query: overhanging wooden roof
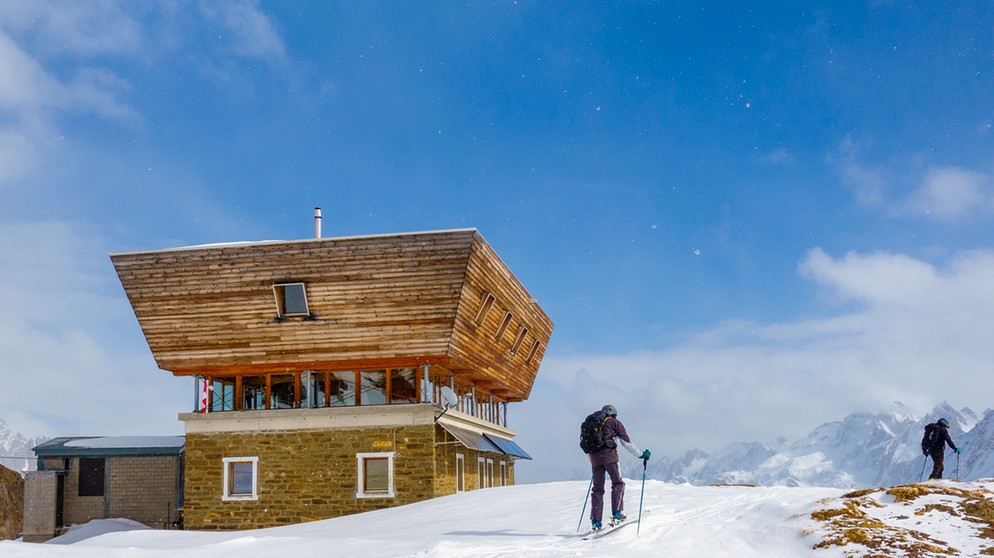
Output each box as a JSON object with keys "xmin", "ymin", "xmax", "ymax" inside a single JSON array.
[{"xmin": 110, "ymin": 229, "xmax": 553, "ymax": 401}]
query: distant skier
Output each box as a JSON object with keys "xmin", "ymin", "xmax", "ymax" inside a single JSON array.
[
  {"xmin": 582, "ymin": 404, "xmax": 650, "ymax": 531},
  {"xmin": 922, "ymin": 417, "xmax": 960, "ymax": 480}
]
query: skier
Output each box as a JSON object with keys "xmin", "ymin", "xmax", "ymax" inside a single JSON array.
[
  {"xmin": 923, "ymin": 417, "xmax": 960, "ymax": 480},
  {"xmin": 587, "ymin": 404, "xmax": 650, "ymax": 531}
]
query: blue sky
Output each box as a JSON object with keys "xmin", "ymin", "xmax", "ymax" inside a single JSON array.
[{"xmin": 2, "ymin": 2, "xmax": 994, "ymax": 481}]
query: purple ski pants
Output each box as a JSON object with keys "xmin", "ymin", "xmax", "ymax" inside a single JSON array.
[{"xmin": 590, "ymin": 461, "xmax": 625, "ymax": 521}]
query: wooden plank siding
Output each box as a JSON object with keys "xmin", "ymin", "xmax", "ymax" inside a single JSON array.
[{"xmin": 111, "ymin": 229, "xmax": 553, "ymax": 402}]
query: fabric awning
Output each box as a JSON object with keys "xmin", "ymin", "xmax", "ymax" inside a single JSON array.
[{"xmin": 439, "ymin": 422, "xmax": 531, "ymax": 459}]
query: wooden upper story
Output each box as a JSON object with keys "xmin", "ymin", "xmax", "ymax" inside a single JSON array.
[{"xmin": 110, "ymin": 229, "xmax": 553, "ymax": 402}]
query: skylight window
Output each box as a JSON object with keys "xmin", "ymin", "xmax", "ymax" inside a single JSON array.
[{"xmin": 274, "ymin": 282, "xmax": 309, "ymax": 317}]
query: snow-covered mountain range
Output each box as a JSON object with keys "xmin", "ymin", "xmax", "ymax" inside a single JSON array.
[
  {"xmin": 0, "ymin": 421, "xmax": 45, "ymax": 474},
  {"xmin": 628, "ymin": 401, "xmax": 993, "ymax": 488},
  {"xmin": 4, "ymin": 401, "xmax": 991, "ymax": 487}
]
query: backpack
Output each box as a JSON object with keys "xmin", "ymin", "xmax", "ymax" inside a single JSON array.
[
  {"xmin": 579, "ymin": 410, "xmax": 608, "ymax": 454},
  {"xmin": 921, "ymin": 423, "xmax": 938, "ymax": 453}
]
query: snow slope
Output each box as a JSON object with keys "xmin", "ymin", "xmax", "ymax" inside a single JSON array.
[{"xmin": 4, "ymin": 479, "xmax": 993, "ymax": 557}]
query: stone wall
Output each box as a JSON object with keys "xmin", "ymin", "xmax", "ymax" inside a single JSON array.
[
  {"xmin": 47, "ymin": 455, "xmax": 182, "ymax": 532},
  {"xmin": 62, "ymin": 458, "xmax": 104, "ymax": 527},
  {"xmin": 107, "ymin": 456, "xmax": 182, "ymax": 528},
  {"xmin": 185, "ymin": 423, "xmax": 442, "ymax": 530}
]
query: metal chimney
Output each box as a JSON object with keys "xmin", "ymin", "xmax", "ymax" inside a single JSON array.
[{"xmin": 314, "ymin": 207, "xmax": 322, "ymax": 239}]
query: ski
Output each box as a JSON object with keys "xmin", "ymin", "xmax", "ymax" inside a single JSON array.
[{"xmin": 580, "ymin": 510, "xmax": 649, "ymax": 540}]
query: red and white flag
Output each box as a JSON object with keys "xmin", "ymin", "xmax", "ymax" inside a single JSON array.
[{"xmin": 198, "ymin": 378, "xmax": 210, "ymax": 413}]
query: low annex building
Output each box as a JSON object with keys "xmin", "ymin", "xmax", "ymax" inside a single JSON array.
[
  {"xmin": 22, "ymin": 436, "xmax": 184, "ymax": 542},
  {"xmin": 110, "ymin": 227, "xmax": 553, "ymax": 530}
]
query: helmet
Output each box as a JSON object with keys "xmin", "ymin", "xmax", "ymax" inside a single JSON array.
[
  {"xmin": 602, "ymin": 405, "xmax": 618, "ymax": 417},
  {"xmin": 938, "ymin": 418, "xmax": 950, "ymax": 428}
]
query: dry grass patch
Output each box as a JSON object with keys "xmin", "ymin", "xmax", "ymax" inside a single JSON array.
[{"xmin": 805, "ymin": 483, "xmax": 994, "ymax": 557}]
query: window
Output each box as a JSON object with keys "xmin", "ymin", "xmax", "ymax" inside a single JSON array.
[
  {"xmin": 301, "ymin": 371, "xmax": 323, "ymax": 408},
  {"xmin": 242, "ymin": 376, "xmax": 266, "ymax": 410},
  {"xmin": 455, "ymin": 454, "xmax": 465, "ymax": 493},
  {"xmin": 510, "ymin": 326, "xmax": 528, "ymax": 354},
  {"xmin": 477, "ymin": 457, "xmax": 485, "ymax": 489},
  {"xmin": 330, "ymin": 371, "xmax": 356, "ymax": 406},
  {"xmin": 356, "ymin": 452, "xmax": 395, "ymax": 498},
  {"xmin": 525, "ymin": 340, "xmax": 542, "ymax": 364},
  {"xmin": 222, "ymin": 457, "xmax": 258, "ymax": 501},
  {"xmin": 360, "ymin": 370, "xmax": 387, "ymax": 405},
  {"xmin": 270, "ymin": 374, "xmax": 295, "ymax": 408},
  {"xmin": 390, "ymin": 368, "xmax": 418, "ymax": 403},
  {"xmin": 273, "ymin": 282, "xmax": 309, "ymax": 317},
  {"xmin": 212, "ymin": 378, "xmax": 235, "ymax": 411},
  {"xmin": 474, "ymin": 293, "xmax": 496, "ymax": 325},
  {"xmin": 78, "ymin": 457, "xmax": 105, "ymax": 497},
  {"xmin": 499, "ymin": 461, "xmax": 507, "ymax": 486},
  {"xmin": 494, "ymin": 311, "xmax": 513, "ymax": 341},
  {"xmin": 486, "ymin": 458, "xmax": 495, "ymax": 488}
]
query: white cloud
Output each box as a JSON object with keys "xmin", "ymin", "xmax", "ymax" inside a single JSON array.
[
  {"xmin": 0, "ymin": 29, "xmax": 138, "ymax": 185},
  {"xmin": 199, "ymin": 0, "xmax": 288, "ymax": 63},
  {"xmin": 516, "ymin": 248, "xmax": 994, "ymax": 482},
  {"xmin": 0, "ymin": 1, "xmax": 143, "ymax": 57},
  {"xmin": 900, "ymin": 166, "xmax": 994, "ymax": 221},
  {"xmin": 0, "ymin": 221, "xmax": 188, "ymax": 438},
  {"xmin": 832, "ymin": 139, "xmax": 994, "ymax": 222}
]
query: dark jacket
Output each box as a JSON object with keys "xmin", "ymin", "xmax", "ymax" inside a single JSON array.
[
  {"xmin": 589, "ymin": 416, "xmax": 637, "ymax": 466},
  {"xmin": 925, "ymin": 423, "xmax": 957, "ymax": 454}
]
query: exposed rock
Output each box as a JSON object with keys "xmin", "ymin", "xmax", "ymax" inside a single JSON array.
[{"xmin": 0, "ymin": 464, "xmax": 24, "ymax": 540}]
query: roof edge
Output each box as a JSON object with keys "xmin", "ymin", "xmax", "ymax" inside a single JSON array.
[{"xmin": 108, "ymin": 227, "xmax": 479, "ymax": 257}]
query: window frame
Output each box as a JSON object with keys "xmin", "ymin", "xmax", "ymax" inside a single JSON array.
[
  {"xmin": 474, "ymin": 292, "xmax": 496, "ymax": 325},
  {"xmin": 510, "ymin": 326, "xmax": 528, "ymax": 354},
  {"xmin": 356, "ymin": 452, "xmax": 396, "ymax": 498},
  {"xmin": 221, "ymin": 456, "xmax": 259, "ymax": 501},
  {"xmin": 273, "ymin": 282, "xmax": 310, "ymax": 317},
  {"xmin": 525, "ymin": 340, "xmax": 542, "ymax": 363},
  {"xmin": 494, "ymin": 311, "xmax": 513, "ymax": 342}
]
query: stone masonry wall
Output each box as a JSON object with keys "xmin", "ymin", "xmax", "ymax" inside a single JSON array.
[
  {"xmin": 62, "ymin": 457, "xmax": 104, "ymax": 527},
  {"xmin": 184, "ymin": 424, "xmax": 439, "ymax": 530},
  {"xmin": 107, "ymin": 456, "xmax": 181, "ymax": 529}
]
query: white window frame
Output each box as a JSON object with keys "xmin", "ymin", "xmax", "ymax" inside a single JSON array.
[
  {"xmin": 273, "ymin": 282, "xmax": 310, "ymax": 317},
  {"xmin": 486, "ymin": 458, "xmax": 495, "ymax": 488},
  {"xmin": 499, "ymin": 460, "xmax": 507, "ymax": 486},
  {"xmin": 221, "ymin": 456, "xmax": 259, "ymax": 501},
  {"xmin": 477, "ymin": 457, "xmax": 486, "ymax": 489},
  {"xmin": 356, "ymin": 452, "xmax": 396, "ymax": 498}
]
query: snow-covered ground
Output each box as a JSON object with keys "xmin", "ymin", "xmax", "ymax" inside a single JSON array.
[{"xmin": 3, "ymin": 479, "xmax": 993, "ymax": 557}]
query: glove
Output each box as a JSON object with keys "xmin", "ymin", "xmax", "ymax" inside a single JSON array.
[
  {"xmin": 923, "ymin": 450, "xmax": 929, "ymax": 456},
  {"xmin": 955, "ymin": 448, "xmax": 961, "ymax": 454},
  {"xmin": 640, "ymin": 449, "xmax": 651, "ymax": 461}
]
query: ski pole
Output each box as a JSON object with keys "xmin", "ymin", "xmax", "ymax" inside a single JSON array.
[
  {"xmin": 577, "ymin": 475, "xmax": 593, "ymax": 533},
  {"xmin": 637, "ymin": 458, "xmax": 647, "ymax": 535},
  {"xmin": 918, "ymin": 455, "xmax": 928, "ymax": 483},
  {"xmin": 956, "ymin": 451, "xmax": 960, "ymax": 481}
]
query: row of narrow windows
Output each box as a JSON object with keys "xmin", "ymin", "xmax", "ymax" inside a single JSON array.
[
  {"xmin": 272, "ymin": 283, "xmax": 544, "ymax": 366},
  {"xmin": 473, "ymin": 292, "xmax": 543, "ymax": 363}
]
